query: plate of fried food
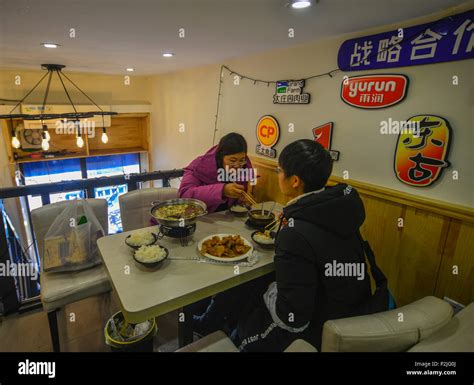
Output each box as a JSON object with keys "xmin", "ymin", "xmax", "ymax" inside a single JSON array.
[{"xmin": 198, "ymin": 234, "xmax": 253, "ymax": 262}]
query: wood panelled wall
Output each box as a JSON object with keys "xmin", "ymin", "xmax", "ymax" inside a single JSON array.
[{"xmin": 249, "ymin": 155, "xmax": 474, "ymax": 307}]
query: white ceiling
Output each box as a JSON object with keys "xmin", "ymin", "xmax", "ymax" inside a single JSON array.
[{"xmin": 0, "ymin": 0, "xmax": 469, "ymax": 75}]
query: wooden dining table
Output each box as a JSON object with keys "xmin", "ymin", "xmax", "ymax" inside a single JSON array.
[{"xmin": 97, "ymin": 203, "xmax": 282, "ymax": 347}]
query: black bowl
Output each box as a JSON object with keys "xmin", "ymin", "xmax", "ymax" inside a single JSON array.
[
  {"xmin": 251, "ymin": 231, "xmax": 275, "ymax": 249},
  {"xmin": 248, "ymin": 210, "xmax": 275, "ymax": 227},
  {"xmin": 125, "ymin": 233, "xmax": 158, "ymax": 250},
  {"xmin": 133, "ymin": 246, "xmax": 169, "ymax": 269}
]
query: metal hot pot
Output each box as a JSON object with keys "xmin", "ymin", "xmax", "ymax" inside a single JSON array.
[{"xmin": 150, "ymin": 198, "xmax": 208, "ymax": 227}]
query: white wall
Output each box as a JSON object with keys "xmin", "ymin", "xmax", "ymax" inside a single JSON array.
[{"xmin": 149, "ymin": 3, "xmax": 474, "ymax": 207}]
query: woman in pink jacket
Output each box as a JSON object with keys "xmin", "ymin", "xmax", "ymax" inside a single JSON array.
[{"xmin": 178, "ymin": 133, "xmax": 254, "ymax": 212}]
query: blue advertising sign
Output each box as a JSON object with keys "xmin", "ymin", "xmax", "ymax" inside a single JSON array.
[{"xmin": 338, "ymin": 10, "xmax": 474, "ymax": 71}]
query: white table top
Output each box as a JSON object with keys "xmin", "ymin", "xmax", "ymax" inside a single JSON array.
[{"xmin": 97, "ymin": 204, "xmax": 282, "ymax": 323}]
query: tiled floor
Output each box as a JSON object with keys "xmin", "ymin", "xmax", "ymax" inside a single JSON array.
[{"xmin": 0, "ymin": 292, "xmax": 181, "ymax": 352}]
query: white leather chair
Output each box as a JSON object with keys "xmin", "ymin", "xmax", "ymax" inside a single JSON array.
[
  {"xmin": 177, "ymin": 331, "xmax": 239, "ymax": 352},
  {"xmin": 321, "ymin": 296, "xmax": 453, "ymax": 352},
  {"xmin": 176, "ymin": 331, "xmax": 318, "ymax": 352},
  {"xmin": 119, "ymin": 188, "xmax": 178, "ymax": 232},
  {"xmin": 177, "ymin": 297, "xmax": 470, "ymax": 353},
  {"xmin": 31, "ymin": 199, "xmax": 111, "ymax": 352},
  {"xmin": 408, "ymin": 302, "xmax": 474, "ymax": 352}
]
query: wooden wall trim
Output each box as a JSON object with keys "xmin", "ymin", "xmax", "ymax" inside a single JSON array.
[{"xmin": 249, "ymin": 155, "xmax": 474, "ymax": 224}]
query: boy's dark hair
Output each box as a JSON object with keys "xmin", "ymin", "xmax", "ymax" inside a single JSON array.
[
  {"xmin": 279, "ymin": 139, "xmax": 333, "ymax": 192},
  {"xmin": 215, "ymin": 132, "xmax": 248, "ymax": 168}
]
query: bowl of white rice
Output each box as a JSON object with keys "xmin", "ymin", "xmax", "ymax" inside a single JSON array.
[
  {"xmin": 229, "ymin": 204, "xmax": 249, "ymax": 216},
  {"xmin": 251, "ymin": 230, "xmax": 275, "ymax": 249},
  {"xmin": 133, "ymin": 245, "xmax": 169, "ymax": 268},
  {"xmin": 125, "ymin": 231, "xmax": 158, "ymax": 250}
]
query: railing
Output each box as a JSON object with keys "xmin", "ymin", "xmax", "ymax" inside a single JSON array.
[
  {"xmin": 0, "ymin": 169, "xmax": 184, "ymax": 203},
  {"xmin": 0, "ymin": 169, "xmax": 184, "ymax": 313}
]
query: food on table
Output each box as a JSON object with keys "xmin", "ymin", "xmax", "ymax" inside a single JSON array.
[
  {"xmin": 126, "ymin": 231, "xmax": 155, "ymax": 247},
  {"xmin": 253, "ymin": 230, "xmax": 275, "ymax": 245},
  {"xmin": 152, "ymin": 203, "xmax": 205, "ymax": 220},
  {"xmin": 200, "ymin": 235, "xmax": 251, "ymax": 258},
  {"xmin": 230, "ymin": 204, "xmax": 248, "ymax": 213},
  {"xmin": 134, "ymin": 245, "xmax": 167, "ymax": 263},
  {"xmin": 251, "ymin": 213, "xmax": 271, "ymax": 219}
]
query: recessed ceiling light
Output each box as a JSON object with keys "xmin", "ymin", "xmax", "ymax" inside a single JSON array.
[
  {"xmin": 41, "ymin": 43, "xmax": 60, "ymax": 48},
  {"xmin": 291, "ymin": 0, "xmax": 312, "ymax": 9},
  {"xmin": 126, "ymin": 68, "xmax": 134, "ymax": 72},
  {"xmin": 162, "ymin": 53, "xmax": 175, "ymax": 58}
]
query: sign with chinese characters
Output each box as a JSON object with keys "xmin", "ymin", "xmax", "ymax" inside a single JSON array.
[
  {"xmin": 273, "ymin": 80, "xmax": 310, "ymax": 104},
  {"xmin": 256, "ymin": 115, "xmax": 280, "ymax": 158},
  {"xmin": 341, "ymin": 74, "xmax": 408, "ymax": 109},
  {"xmin": 312, "ymin": 122, "xmax": 340, "ymax": 161},
  {"xmin": 394, "ymin": 115, "xmax": 452, "ymax": 187},
  {"xmin": 338, "ymin": 10, "xmax": 474, "ymax": 71}
]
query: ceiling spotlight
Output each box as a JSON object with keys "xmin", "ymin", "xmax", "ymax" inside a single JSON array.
[
  {"xmin": 126, "ymin": 68, "xmax": 134, "ymax": 72},
  {"xmin": 162, "ymin": 53, "xmax": 175, "ymax": 57},
  {"xmin": 290, "ymin": 0, "xmax": 312, "ymax": 9},
  {"xmin": 41, "ymin": 43, "xmax": 60, "ymax": 48}
]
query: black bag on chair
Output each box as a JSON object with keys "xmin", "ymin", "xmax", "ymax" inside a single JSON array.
[{"xmin": 355, "ymin": 231, "xmax": 396, "ymax": 315}]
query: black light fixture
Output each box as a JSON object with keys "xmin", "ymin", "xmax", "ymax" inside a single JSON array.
[
  {"xmin": 0, "ymin": 64, "xmax": 117, "ymax": 149},
  {"xmin": 41, "ymin": 129, "xmax": 50, "ymax": 151}
]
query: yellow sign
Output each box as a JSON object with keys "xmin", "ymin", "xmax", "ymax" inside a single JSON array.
[
  {"xmin": 256, "ymin": 115, "xmax": 280, "ymax": 158},
  {"xmin": 394, "ymin": 115, "xmax": 451, "ymax": 187}
]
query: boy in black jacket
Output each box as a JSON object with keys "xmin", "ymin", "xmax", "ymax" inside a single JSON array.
[{"xmin": 193, "ymin": 139, "xmax": 372, "ymax": 351}]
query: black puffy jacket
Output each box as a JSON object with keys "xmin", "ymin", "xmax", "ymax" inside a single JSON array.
[{"xmin": 274, "ymin": 183, "xmax": 372, "ymax": 350}]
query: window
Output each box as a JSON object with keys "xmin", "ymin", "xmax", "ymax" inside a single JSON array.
[
  {"xmin": 21, "ymin": 153, "xmax": 141, "ymax": 234},
  {"xmin": 22, "ymin": 159, "xmax": 84, "ymax": 211},
  {"xmin": 86, "ymin": 154, "xmax": 140, "ymax": 233}
]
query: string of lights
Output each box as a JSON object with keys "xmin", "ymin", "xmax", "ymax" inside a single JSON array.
[{"xmin": 212, "ymin": 14, "xmax": 450, "ymax": 145}]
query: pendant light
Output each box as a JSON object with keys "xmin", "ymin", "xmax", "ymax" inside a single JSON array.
[
  {"xmin": 100, "ymin": 115, "xmax": 108, "ymax": 144},
  {"xmin": 0, "ymin": 64, "xmax": 117, "ymax": 149},
  {"xmin": 76, "ymin": 121, "xmax": 84, "ymax": 148}
]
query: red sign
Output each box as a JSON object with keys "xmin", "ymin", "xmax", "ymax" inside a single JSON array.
[
  {"xmin": 312, "ymin": 122, "xmax": 333, "ymax": 150},
  {"xmin": 312, "ymin": 122, "xmax": 339, "ymax": 161},
  {"xmin": 341, "ymin": 74, "xmax": 408, "ymax": 109}
]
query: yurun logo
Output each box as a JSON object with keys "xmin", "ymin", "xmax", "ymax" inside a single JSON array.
[{"xmin": 341, "ymin": 74, "xmax": 408, "ymax": 109}]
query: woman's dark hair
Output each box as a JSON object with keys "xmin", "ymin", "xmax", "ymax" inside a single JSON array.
[
  {"xmin": 215, "ymin": 132, "xmax": 248, "ymax": 168},
  {"xmin": 279, "ymin": 139, "xmax": 333, "ymax": 192}
]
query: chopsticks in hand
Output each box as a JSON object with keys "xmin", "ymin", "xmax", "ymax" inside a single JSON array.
[{"xmin": 240, "ymin": 190, "xmax": 258, "ymax": 206}]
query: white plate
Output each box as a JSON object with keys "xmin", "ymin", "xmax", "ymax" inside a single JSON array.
[{"xmin": 197, "ymin": 233, "xmax": 253, "ymax": 262}]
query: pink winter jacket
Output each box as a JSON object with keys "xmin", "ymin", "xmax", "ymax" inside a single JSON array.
[{"xmin": 178, "ymin": 145, "xmax": 253, "ymax": 213}]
